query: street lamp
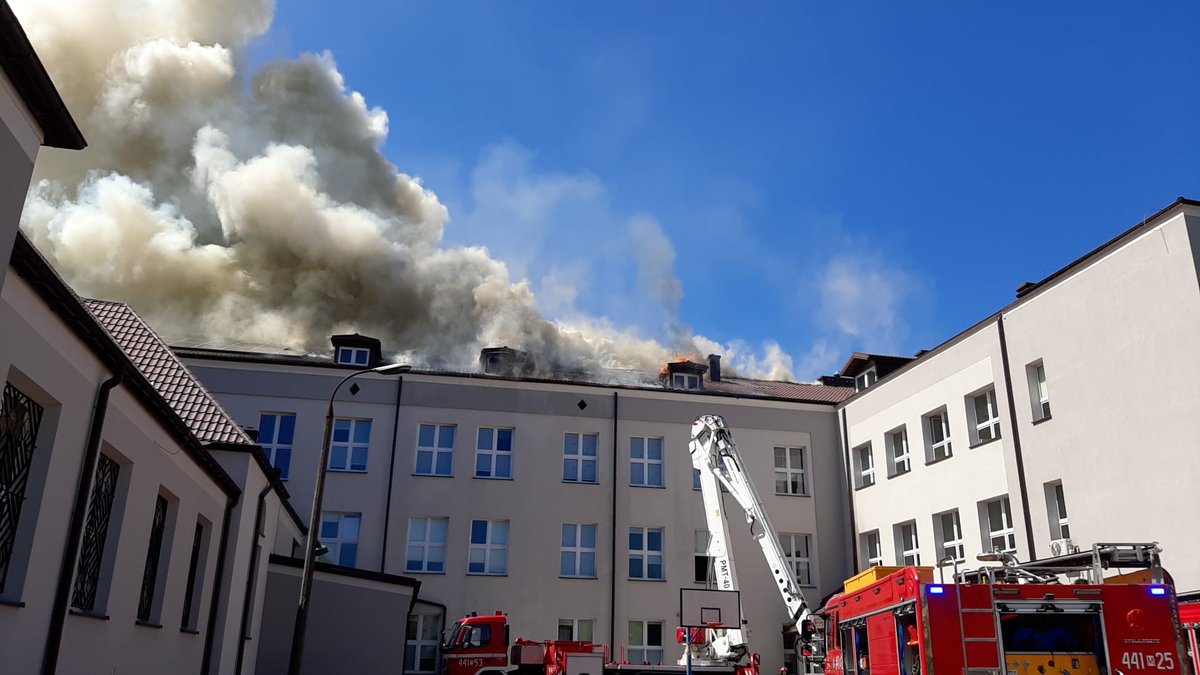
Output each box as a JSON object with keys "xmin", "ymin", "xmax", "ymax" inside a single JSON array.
[{"xmin": 288, "ymin": 362, "xmax": 412, "ymax": 675}]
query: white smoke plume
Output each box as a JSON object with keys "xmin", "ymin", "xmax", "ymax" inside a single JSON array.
[{"xmin": 14, "ymin": 0, "xmax": 800, "ymax": 380}]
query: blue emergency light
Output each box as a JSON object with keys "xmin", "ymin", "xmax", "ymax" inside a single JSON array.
[
  {"xmin": 1149, "ymin": 586, "xmax": 1166, "ymax": 596},
  {"xmin": 928, "ymin": 585, "xmax": 945, "ymax": 595}
]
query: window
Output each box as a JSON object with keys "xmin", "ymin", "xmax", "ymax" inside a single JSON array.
[
  {"xmin": 72, "ymin": 454, "xmax": 124, "ymax": 612},
  {"xmin": 180, "ymin": 519, "xmax": 210, "ymax": 631},
  {"xmin": 936, "ymin": 511, "xmax": 964, "ymax": 563},
  {"xmin": 969, "ymin": 389, "xmax": 1001, "ymax": 444},
  {"xmin": 137, "ymin": 493, "xmax": 174, "ymax": 623},
  {"xmin": 0, "ymin": 382, "xmax": 45, "ymax": 594},
  {"xmin": 1047, "ymin": 482, "xmax": 1070, "ymax": 539},
  {"xmin": 330, "ymin": 418, "xmax": 370, "ymax": 472},
  {"xmin": 895, "ymin": 521, "xmax": 920, "ymax": 565},
  {"xmin": 694, "ymin": 530, "xmax": 713, "ymax": 584},
  {"xmin": 1028, "ymin": 362, "xmax": 1051, "ymax": 420},
  {"xmin": 780, "ymin": 533, "xmax": 814, "ymax": 586},
  {"xmin": 558, "ymin": 619, "xmax": 594, "ymax": 642},
  {"xmin": 886, "ymin": 427, "xmax": 911, "ymax": 476},
  {"xmin": 671, "ymin": 373, "xmax": 700, "ymax": 390},
  {"xmin": 861, "ymin": 531, "xmax": 883, "ymax": 568},
  {"xmin": 257, "ymin": 413, "xmax": 295, "ymax": 480},
  {"xmin": 924, "ymin": 410, "xmax": 952, "ymax": 462},
  {"xmin": 628, "ymin": 527, "xmax": 664, "ymax": 580},
  {"xmin": 630, "ymin": 437, "xmax": 664, "ymax": 487},
  {"xmin": 406, "ymin": 517, "xmax": 448, "ymax": 573},
  {"xmin": 561, "ymin": 524, "xmax": 597, "ymax": 578},
  {"xmin": 628, "ymin": 620, "xmax": 665, "ymax": 664},
  {"xmin": 468, "ymin": 520, "xmax": 508, "ymax": 575},
  {"xmin": 774, "ymin": 446, "xmax": 808, "ymax": 495},
  {"xmin": 475, "ymin": 427, "xmax": 514, "ymax": 479},
  {"xmin": 854, "ymin": 368, "xmax": 877, "ymax": 392},
  {"xmin": 563, "ymin": 433, "xmax": 598, "ymax": 483},
  {"xmin": 853, "ymin": 443, "xmax": 875, "ymax": 488},
  {"xmin": 416, "ymin": 424, "xmax": 455, "ymax": 476},
  {"xmin": 406, "ymin": 610, "xmax": 443, "ymax": 673},
  {"xmin": 336, "ymin": 346, "xmax": 370, "ymax": 366},
  {"xmin": 983, "ymin": 496, "xmax": 1016, "ymax": 554},
  {"xmin": 319, "ymin": 512, "xmax": 361, "ymax": 567},
  {"xmin": 692, "ymin": 468, "xmax": 702, "ymax": 490}
]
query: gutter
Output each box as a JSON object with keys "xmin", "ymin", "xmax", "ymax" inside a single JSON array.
[
  {"xmin": 41, "ymin": 368, "xmax": 124, "ymax": 675},
  {"xmin": 202, "ymin": 493, "xmax": 239, "ymax": 675},
  {"xmin": 381, "ymin": 375, "xmax": 405, "ymax": 573},
  {"xmin": 839, "ymin": 409, "xmax": 858, "ymax": 569},
  {"xmin": 609, "ymin": 392, "xmax": 618, "ymax": 655},
  {"xmin": 995, "ymin": 317, "xmax": 1037, "ymax": 558},
  {"xmin": 234, "ymin": 483, "xmax": 274, "ymax": 674}
]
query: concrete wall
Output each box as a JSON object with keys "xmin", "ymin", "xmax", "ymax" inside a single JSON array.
[
  {"xmin": 183, "ymin": 360, "xmax": 852, "ymax": 674},
  {"xmin": 0, "ymin": 272, "xmax": 232, "ymax": 674},
  {"xmin": 841, "ymin": 201, "xmax": 1200, "ymax": 592},
  {"xmin": 256, "ymin": 560, "xmax": 417, "ymax": 675}
]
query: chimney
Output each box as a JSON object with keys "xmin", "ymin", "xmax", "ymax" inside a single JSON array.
[{"xmin": 707, "ymin": 354, "xmax": 722, "ymax": 382}]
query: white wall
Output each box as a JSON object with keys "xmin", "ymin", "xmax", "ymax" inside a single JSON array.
[{"xmin": 0, "ymin": 70, "xmax": 44, "ymax": 287}]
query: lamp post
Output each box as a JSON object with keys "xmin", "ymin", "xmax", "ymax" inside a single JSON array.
[{"xmin": 287, "ymin": 362, "xmax": 411, "ymax": 675}]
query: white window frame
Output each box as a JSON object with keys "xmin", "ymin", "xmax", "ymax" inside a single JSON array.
[
  {"xmin": 558, "ymin": 618, "xmax": 594, "ymax": 642},
  {"xmin": 467, "ymin": 519, "xmax": 508, "ymax": 576},
  {"xmin": 936, "ymin": 511, "xmax": 965, "ymax": 563},
  {"xmin": 629, "ymin": 437, "xmax": 664, "ymax": 488},
  {"xmin": 1028, "ymin": 361, "xmax": 1051, "ymax": 420},
  {"xmin": 628, "ymin": 526, "xmax": 664, "ymax": 581},
  {"xmin": 862, "ymin": 530, "xmax": 883, "ymax": 568},
  {"xmin": 336, "ymin": 346, "xmax": 371, "ymax": 366},
  {"xmin": 969, "ymin": 388, "xmax": 1001, "ymax": 444},
  {"xmin": 896, "ymin": 521, "xmax": 920, "ymax": 566},
  {"xmin": 854, "ymin": 368, "xmax": 877, "ymax": 392},
  {"xmin": 854, "ymin": 443, "xmax": 875, "ymax": 488},
  {"xmin": 329, "ymin": 418, "xmax": 370, "ymax": 472},
  {"xmin": 406, "ymin": 610, "xmax": 443, "ymax": 674},
  {"xmin": 925, "ymin": 410, "xmax": 952, "ymax": 462},
  {"xmin": 1049, "ymin": 482, "xmax": 1070, "ymax": 539},
  {"xmin": 563, "ymin": 432, "xmax": 598, "ymax": 484},
  {"xmin": 475, "ymin": 427, "xmax": 514, "ymax": 479},
  {"xmin": 983, "ymin": 496, "xmax": 1016, "ymax": 554},
  {"xmin": 671, "ymin": 373, "xmax": 700, "ymax": 390},
  {"xmin": 257, "ymin": 412, "xmax": 296, "ymax": 480},
  {"xmin": 561, "ymin": 523, "xmax": 597, "ymax": 579},
  {"xmin": 405, "ymin": 517, "xmax": 448, "ymax": 574},
  {"xmin": 774, "ymin": 445, "xmax": 809, "ymax": 496},
  {"xmin": 780, "ymin": 533, "xmax": 814, "ymax": 587},
  {"xmin": 627, "ymin": 620, "xmax": 665, "ymax": 664},
  {"xmin": 319, "ymin": 512, "xmax": 361, "ymax": 567},
  {"xmin": 415, "ymin": 423, "xmax": 455, "ymax": 477},
  {"xmin": 886, "ymin": 427, "xmax": 910, "ymax": 476}
]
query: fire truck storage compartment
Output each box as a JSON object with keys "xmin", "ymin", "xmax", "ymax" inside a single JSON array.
[
  {"xmin": 565, "ymin": 652, "xmax": 605, "ymax": 675},
  {"xmin": 996, "ymin": 603, "xmax": 1106, "ymax": 675}
]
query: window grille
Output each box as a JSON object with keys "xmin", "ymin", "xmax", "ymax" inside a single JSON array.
[
  {"xmin": 180, "ymin": 521, "xmax": 204, "ymax": 629},
  {"xmin": 72, "ymin": 455, "xmax": 120, "ymax": 611},
  {"xmin": 0, "ymin": 383, "xmax": 44, "ymax": 593},
  {"xmin": 138, "ymin": 495, "xmax": 169, "ymax": 622}
]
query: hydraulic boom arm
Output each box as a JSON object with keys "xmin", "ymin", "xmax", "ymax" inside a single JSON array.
[{"xmin": 689, "ymin": 414, "xmax": 813, "ymax": 662}]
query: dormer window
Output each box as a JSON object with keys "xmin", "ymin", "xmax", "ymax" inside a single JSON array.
[
  {"xmin": 854, "ymin": 368, "xmax": 877, "ymax": 392},
  {"xmin": 337, "ymin": 346, "xmax": 371, "ymax": 366},
  {"xmin": 671, "ymin": 373, "xmax": 700, "ymax": 390}
]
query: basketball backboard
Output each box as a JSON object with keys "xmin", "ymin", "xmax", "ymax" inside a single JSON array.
[{"xmin": 679, "ymin": 588, "xmax": 742, "ymax": 629}]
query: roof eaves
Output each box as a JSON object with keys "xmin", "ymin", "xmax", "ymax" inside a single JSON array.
[{"xmin": 0, "ymin": 3, "xmax": 85, "ymax": 150}]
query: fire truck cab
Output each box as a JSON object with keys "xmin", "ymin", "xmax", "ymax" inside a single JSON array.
[{"xmin": 819, "ymin": 543, "xmax": 1188, "ymax": 675}]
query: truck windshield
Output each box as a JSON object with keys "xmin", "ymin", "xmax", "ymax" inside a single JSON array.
[{"xmin": 443, "ymin": 621, "xmax": 464, "ymax": 650}]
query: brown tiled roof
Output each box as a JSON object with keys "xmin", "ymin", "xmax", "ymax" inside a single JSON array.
[{"xmin": 83, "ymin": 300, "xmax": 255, "ymax": 447}]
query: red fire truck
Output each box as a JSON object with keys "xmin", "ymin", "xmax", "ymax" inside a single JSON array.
[
  {"xmin": 1180, "ymin": 595, "xmax": 1198, "ymax": 675},
  {"xmin": 440, "ymin": 612, "xmax": 760, "ymax": 675},
  {"xmin": 818, "ymin": 543, "xmax": 1189, "ymax": 675}
]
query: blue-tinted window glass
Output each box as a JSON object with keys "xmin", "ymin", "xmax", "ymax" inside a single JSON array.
[
  {"xmin": 471, "ymin": 520, "xmax": 488, "ymax": 544},
  {"xmin": 428, "ymin": 548, "xmax": 445, "ymax": 572},
  {"xmin": 562, "ymin": 524, "xmax": 576, "ymax": 547},
  {"xmin": 564, "ymin": 434, "xmax": 579, "ymax": 455},
  {"xmin": 340, "ymin": 542, "xmax": 358, "ymax": 566},
  {"xmin": 693, "ymin": 469, "xmax": 701, "ymax": 490},
  {"xmin": 477, "ymin": 428, "xmax": 493, "ymax": 451},
  {"xmin": 409, "ymin": 519, "xmax": 427, "ymax": 542},
  {"xmin": 333, "ymin": 420, "xmax": 350, "ymax": 443},
  {"xmin": 648, "ymin": 529, "xmax": 662, "ymax": 551},
  {"xmin": 582, "ymin": 525, "xmax": 596, "ymax": 548},
  {"xmin": 350, "ymin": 446, "xmax": 368, "ymax": 471},
  {"xmin": 629, "ymin": 557, "xmax": 642, "ymax": 578},
  {"xmin": 353, "ymin": 420, "xmax": 371, "ymax": 444},
  {"xmin": 563, "ymin": 458, "xmax": 577, "ymax": 481},
  {"xmin": 581, "ymin": 552, "xmax": 596, "ymax": 577},
  {"xmin": 496, "ymin": 429, "xmax": 512, "ymax": 452},
  {"xmin": 438, "ymin": 427, "xmax": 455, "ymax": 449},
  {"xmin": 415, "ymin": 451, "xmax": 432, "ymax": 474},
  {"xmin": 430, "ymin": 519, "xmax": 448, "ymax": 541},
  {"xmin": 582, "ymin": 459, "xmax": 597, "ymax": 483},
  {"xmin": 434, "ymin": 453, "xmax": 453, "ymax": 475},
  {"xmin": 629, "ymin": 529, "xmax": 642, "ymax": 550},
  {"xmin": 277, "ymin": 415, "xmax": 296, "ymax": 444},
  {"xmin": 631, "ymin": 464, "xmax": 644, "ymax": 485},
  {"xmin": 648, "ymin": 463, "xmax": 662, "ymax": 487},
  {"xmin": 495, "ymin": 455, "xmax": 511, "ymax": 478},
  {"xmin": 630, "ymin": 437, "xmax": 644, "ymax": 459},
  {"xmin": 354, "ymin": 350, "xmax": 368, "ymax": 365},
  {"xmin": 343, "ymin": 516, "xmax": 361, "ymax": 540},
  {"xmin": 648, "ymin": 438, "xmax": 663, "ymax": 460},
  {"xmin": 492, "ymin": 522, "xmax": 508, "ymax": 545},
  {"xmin": 330, "ymin": 446, "xmax": 348, "ymax": 470},
  {"xmin": 274, "ymin": 447, "xmax": 291, "ymax": 480},
  {"xmin": 406, "ymin": 549, "xmax": 424, "ymax": 572},
  {"xmin": 475, "ymin": 454, "xmax": 490, "ymax": 477},
  {"xmin": 648, "ymin": 556, "xmax": 663, "ymax": 579},
  {"xmin": 561, "ymin": 552, "xmax": 575, "ymax": 576},
  {"xmin": 582, "ymin": 434, "xmax": 597, "ymax": 457},
  {"xmin": 418, "ymin": 424, "xmax": 435, "ymax": 447},
  {"xmin": 321, "ymin": 518, "xmax": 339, "ymax": 539},
  {"xmin": 258, "ymin": 414, "xmax": 277, "ymax": 443}
]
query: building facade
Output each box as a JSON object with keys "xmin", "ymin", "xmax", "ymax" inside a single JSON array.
[
  {"xmin": 177, "ymin": 345, "xmax": 857, "ymax": 674},
  {"xmin": 838, "ymin": 198, "xmax": 1200, "ymax": 592}
]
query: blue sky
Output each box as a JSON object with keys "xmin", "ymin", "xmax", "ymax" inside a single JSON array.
[{"xmin": 251, "ymin": 2, "xmax": 1199, "ymax": 377}]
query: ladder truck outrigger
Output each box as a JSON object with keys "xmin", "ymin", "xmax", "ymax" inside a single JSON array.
[{"xmin": 686, "ymin": 414, "xmax": 821, "ymax": 673}]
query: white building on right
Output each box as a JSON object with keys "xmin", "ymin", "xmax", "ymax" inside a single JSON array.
[{"xmin": 837, "ymin": 197, "xmax": 1200, "ymax": 592}]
